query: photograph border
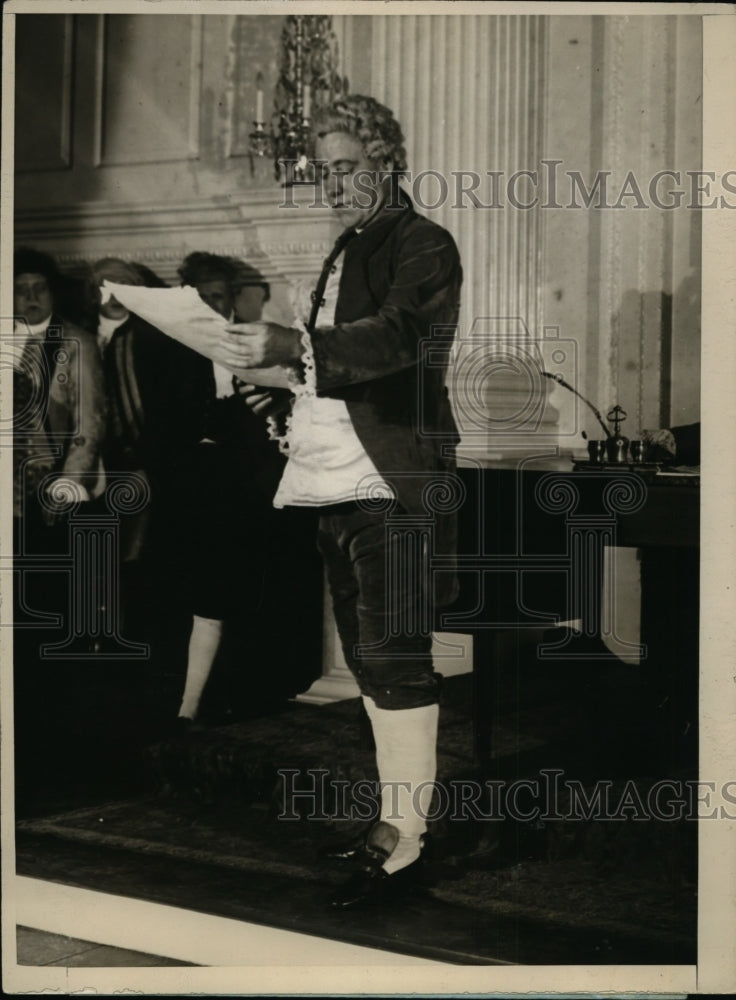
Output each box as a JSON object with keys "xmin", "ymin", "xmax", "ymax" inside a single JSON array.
[{"xmin": 2, "ymin": 1, "xmax": 734, "ymax": 995}]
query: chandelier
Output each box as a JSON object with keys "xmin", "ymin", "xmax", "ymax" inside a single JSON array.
[{"xmin": 250, "ymin": 15, "xmax": 348, "ymax": 186}]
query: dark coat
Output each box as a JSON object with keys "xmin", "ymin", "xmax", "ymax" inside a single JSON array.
[
  {"xmin": 309, "ymin": 196, "xmax": 463, "ymax": 605},
  {"xmin": 152, "ymin": 342, "xmax": 286, "ymax": 504},
  {"xmin": 101, "ymin": 314, "xmax": 191, "ymax": 474}
]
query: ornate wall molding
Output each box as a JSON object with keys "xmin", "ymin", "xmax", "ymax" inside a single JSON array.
[
  {"xmin": 14, "ymin": 188, "xmax": 337, "ymax": 328},
  {"xmin": 14, "ymin": 189, "xmax": 336, "ymax": 280}
]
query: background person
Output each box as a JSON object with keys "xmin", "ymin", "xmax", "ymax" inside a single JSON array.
[
  {"xmin": 13, "ymin": 247, "xmax": 106, "ymax": 545},
  {"xmin": 90, "ymin": 257, "xmax": 194, "ymax": 646},
  {"xmin": 170, "ymin": 252, "xmax": 286, "ymax": 729},
  {"xmin": 232, "ymin": 259, "xmax": 272, "ymax": 324},
  {"xmin": 13, "ymin": 248, "xmax": 107, "ymax": 789}
]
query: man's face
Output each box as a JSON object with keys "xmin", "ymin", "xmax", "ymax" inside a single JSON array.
[
  {"xmin": 14, "ymin": 272, "xmax": 54, "ymax": 326},
  {"xmin": 315, "ymin": 132, "xmax": 393, "ymax": 231},
  {"xmin": 234, "ymin": 285, "xmax": 266, "ymax": 323},
  {"xmin": 196, "ymin": 279, "xmax": 234, "ymax": 319}
]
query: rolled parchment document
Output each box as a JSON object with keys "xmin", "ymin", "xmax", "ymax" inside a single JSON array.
[{"xmin": 100, "ymin": 280, "xmax": 292, "ymax": 389}]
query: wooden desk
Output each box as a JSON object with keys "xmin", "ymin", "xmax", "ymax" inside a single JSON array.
[{"xmin": 438, "ymin": 460, "xmax": 699, "ymax": 773}]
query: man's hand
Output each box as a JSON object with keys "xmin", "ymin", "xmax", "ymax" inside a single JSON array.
[
  {"xmin": 221, "ymin": 322, "xmax": 303, "ymax": 369},
  {"xmin": 235, "ymin": 381, "xmax": 292, "ymax": 417},
  {"xmin": 238, "ymin": 384, "xmax": 274, "ymax": 416}
]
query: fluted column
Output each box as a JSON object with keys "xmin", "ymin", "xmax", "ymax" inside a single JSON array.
[{"xmin": 368, "ymin": 15, "xmax": 554, "ymax": 458}]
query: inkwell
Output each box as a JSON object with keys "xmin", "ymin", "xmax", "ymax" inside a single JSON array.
[{"xmin": 541, "ymin": 372, "xmax": 645, "ymax": 466}]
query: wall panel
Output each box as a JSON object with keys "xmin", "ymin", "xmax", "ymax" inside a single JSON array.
[
  {"xmin": 590, "ymin": 15, "xmax": 700, "ymax": 435},
  {"xmin": 15, "ymin": 14, "xmax": 74, "ymax": 172},
  {"xmin": 94, "ymin": 14, "xmax": 202, "ymax": 166}
]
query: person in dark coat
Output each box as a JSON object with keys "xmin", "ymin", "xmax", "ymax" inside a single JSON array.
[{"xmin": 90, "ymin": 257, "xmax": 201, "ymax": 648}]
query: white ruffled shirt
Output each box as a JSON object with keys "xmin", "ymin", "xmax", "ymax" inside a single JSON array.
[{"xmin": 273, "ymin": 257, "xmax": 393, "ymax": 508}]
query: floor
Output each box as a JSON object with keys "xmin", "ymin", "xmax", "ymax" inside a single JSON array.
[
  {"xmin": 17, "ymin": 926, "xmax": 193, "ymax": 967},
  {"xmin": 11, "ymin": 874, "xmax": 447, "ymax": 971},
  {"xmin": 7, "ymin": 880, "xmax": 697, "ymax": 997},
  {"xmin": 8, "ymin": 874, "xmax": 451, "ymax": 998},
  {"xmin": 12, "ymin": 644, "xmax": 699, "ymax": 977},
  {"xmin": 9, "ymin": 664, "xmax": 699, "ymax": 994}
]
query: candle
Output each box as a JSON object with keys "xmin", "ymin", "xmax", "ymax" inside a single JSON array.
[
  {"xmin": 302, "ymin": 84, "xmax": 311, "ymax": 120},
  {"xmin": 256, "ymin": 72, "xmax": 264, "ymax": 123}
]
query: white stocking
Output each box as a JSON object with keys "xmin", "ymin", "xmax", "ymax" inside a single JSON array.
[
  {"xmin": 178, "ymin": 615, "xmax": 223, "ymax": 720},
  {"xmin": 362, "ymin": 696, "xmax": 439, "ymax": 874}
]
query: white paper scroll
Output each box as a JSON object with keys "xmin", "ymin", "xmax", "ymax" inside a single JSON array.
[{"xmin": 100, "ymin": 280, "xmax": 292, "ymax": 389}]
